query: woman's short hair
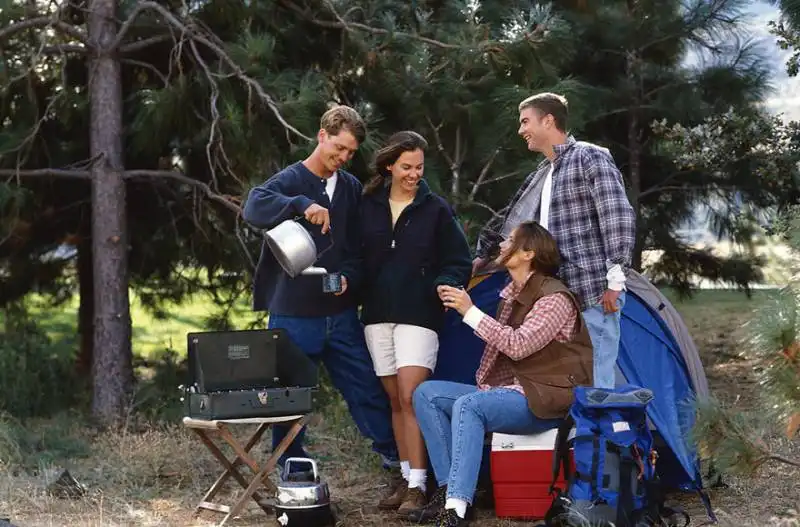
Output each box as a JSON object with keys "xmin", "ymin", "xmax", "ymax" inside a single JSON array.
[{"xmin": 500, "ymin": 221, "xmax": 561, "ymax": 276}]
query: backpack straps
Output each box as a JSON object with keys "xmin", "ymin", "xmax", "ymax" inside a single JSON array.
[
  {"xmin": 616, "ymin": 450, "xmax": 635, "ymax": 527},
  {"xmin": 548, "ymin": 415, "xmax": 575, "ymax": 494}
]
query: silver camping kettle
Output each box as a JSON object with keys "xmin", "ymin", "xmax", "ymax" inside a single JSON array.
[
  {"xmin": 264, "ymin": 219, "xmax": 342, "ymax": 293},
  {"xmin": 274, "ymin": 458, "xmax": 334, "ymax": 526}
]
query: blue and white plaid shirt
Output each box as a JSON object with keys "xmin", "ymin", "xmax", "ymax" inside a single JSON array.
[{"xmin": 477, "ymin": 136, "xmax": 636, "ymax": 311}]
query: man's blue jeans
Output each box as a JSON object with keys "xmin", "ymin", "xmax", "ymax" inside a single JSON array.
[
  {"xmin": 413, "ymin": 380, "xmax": 560, "ymax": 504},
  {"xmin": 582, "ymin": 292, "xmax": 626, "ymax": 389},
  {"xmin": 268, "ymin": 308, "xmax": 397, "ymax": 465}
]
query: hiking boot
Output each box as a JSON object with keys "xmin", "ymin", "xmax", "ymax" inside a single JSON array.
[
  {"xmin": 407, "ymin": 484, "xmax": 447, "ymax": 523},
  {"xmin": 435, "ymin": 507, "xmax": 470, "ymax": 526},
  {"xmin": 397, "ymin": 486, "xmax": 427, "ymax": 515},
  {"xmin": 378, "ymin": 480, "xmax": 408, "ymax": 510}
]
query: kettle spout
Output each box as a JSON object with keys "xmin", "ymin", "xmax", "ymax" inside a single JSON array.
[{"xmin": 301, "ymin": 266, "xmax": 328, "ymax": 276}]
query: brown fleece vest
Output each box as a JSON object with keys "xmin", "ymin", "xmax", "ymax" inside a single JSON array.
[{"xmin": 495, "ymin": 273, "xmax": 593, "ymax": 419}]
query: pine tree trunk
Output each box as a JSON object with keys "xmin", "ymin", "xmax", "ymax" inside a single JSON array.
[
  {"xmin": 625, "ymin": 1, "xmax": 644, "ymax": 270},
  {"xmin": 77, "ymin": 232, "xmax": 94, "ymax": 377},
  {"xmin": 88, "ymin": 0, "xmax": 133, "ymax": 425},
  {"xmin": 627, "ymin": 91, "xmax": 644, "ymax": 270}
]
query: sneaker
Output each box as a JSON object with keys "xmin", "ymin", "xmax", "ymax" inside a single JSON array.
[
  {"xmin": 435, "ymin": 508, "xmax": 470, "ymax": 527},
  {"xmin": 397, "ymin": 486, "xmax": 427, "ymax": 516},
  {"xmin": 407, "ymin": 485, "xmax": 447, "ymax": 523},
  {"xmin": 378, "ymin": 480, "xmax": 408, "ymax": 510}
]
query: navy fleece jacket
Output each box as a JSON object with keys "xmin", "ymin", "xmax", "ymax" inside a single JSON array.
[
  {"xmin": 359, "ymin": 180, "xmax": 473, "ymax": 331},
  {"xmin": 242, "ymin": 161, "xmax": 362, "ymax": 315}
]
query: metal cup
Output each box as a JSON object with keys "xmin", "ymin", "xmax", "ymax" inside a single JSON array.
[{"xmin": 322, "ymin": 272, "xmax": 343, "ymax": 294}]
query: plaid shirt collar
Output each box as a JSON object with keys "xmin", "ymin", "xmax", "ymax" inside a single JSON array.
[
  {"xmin": 553, "ymin": 135, "xmax": 577, "ymax": 157},
  {"xmin": 532, "ymin": 135, "xmax": 577, "ymax": 174}
]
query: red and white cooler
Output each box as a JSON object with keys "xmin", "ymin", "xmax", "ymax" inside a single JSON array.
[{"xmin": 490, "ymin": 428, "xmax": 574, "ymax": 520}]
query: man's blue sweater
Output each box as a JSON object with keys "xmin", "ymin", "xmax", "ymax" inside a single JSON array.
[{"xmin": 242, "ymin": 161, "xmax": 363, "ymax": 316}]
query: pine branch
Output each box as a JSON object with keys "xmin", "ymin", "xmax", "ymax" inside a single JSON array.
[
  {"xmin": 426, "ymin": 117, "xmax": 463, "ymax": 199},
  {"xmin": 119, "ymin": 35, "xmax": 172, "ymax": 54},
  {"xmin": 0, "ymin": 168, "xmax": 90, "ymax": 179},
  {"xmin": 478, "ymin": 170, "xmax": 525, "ymax": 189},
  {"xmin": 120, "ymin": 59, "xmax": 168, "ymax": 86},
  {"xmin": 41, "ymin": 44, "xmax": 88, "ymax": 54},
  {"xmin": 109, "ymin": 1, "xmax": 312, "ymax": 142},
  {"xmin": 0, "ymin": 169, "xmax": 241, "ymax": 214},
  {"xmin": 110, "ymin": 2, "xmax": 155, "ymax": 51},
  {"xmin": 767, "ymin": 453, "xmax": 800, "ymax": 468},
  {"xmin": 0, "ymin": 15, "xmax": 90, "ymax": 47},
  {"xmin": 469, "ymin": 148, "xmax": 500, "ymax": 201},
  {"xmin": 279, "ymin": 0, "xmax": 505, "ymax": 51},
  {"xmin": 461, "ymin": 200, "xmax": 500, "ymax": 218},
  {"xmin": 122, "ymin": 171, "xmax": 241, "ymax": 215}
]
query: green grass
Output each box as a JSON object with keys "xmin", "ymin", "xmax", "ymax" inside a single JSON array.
[
  {"xmin": 17, "ymin": 290, "xmax": 265, "ymax": 358},
  {"xmin": 4, "ymin": 286, "xmax": 775, "ymax": 361},
  {"xmin": 662, "ymin": 287, "xmax": 775, "ymax": 315}
]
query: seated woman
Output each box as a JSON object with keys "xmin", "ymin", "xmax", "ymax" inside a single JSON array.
[
  {"xmin": 412, "ymin": 221, "xmax": 593, "ymax": 526},
  {"xmin": 359, "ymin": 131, "xmax": 472, "ymax": 515}
]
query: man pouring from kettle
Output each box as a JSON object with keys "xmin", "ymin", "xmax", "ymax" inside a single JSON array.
[{"xmin": 242, "ymin": 105, "xmax": 398, "ymax": 473}]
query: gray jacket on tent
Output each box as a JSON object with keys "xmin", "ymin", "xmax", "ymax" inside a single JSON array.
[{"xmin": 623, "ymin": 269, "xmax": 710, "ymax": 399}]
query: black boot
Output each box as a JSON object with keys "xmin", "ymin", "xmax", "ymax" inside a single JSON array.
[
  {"xmin": 435, "ymin": 507, "xmax": 471, "ymax": 527},
  {"xmin": 407, "ymin": 484, "xmax": 447, "ymax": 523}
]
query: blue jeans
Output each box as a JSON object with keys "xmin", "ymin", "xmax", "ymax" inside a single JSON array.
[
  {"xmin": 582, "ymin": 291, "xmax": 626, "ymax": 389},
  {"xmin": 413, "ymin": 380, "xmax": 560, "ymax": 504},
  {"xmin": 268, "ymin": 308, "xmax": 397, "ymax": 465}
]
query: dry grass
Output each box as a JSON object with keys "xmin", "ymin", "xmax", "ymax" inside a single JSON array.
[
  {"xmin": 0, "ymin": 290, "xmax": 798, "ymax": 526},
  {"xmin": 666, "ymin": 289, "xmax": 800, "ymax": 527}
]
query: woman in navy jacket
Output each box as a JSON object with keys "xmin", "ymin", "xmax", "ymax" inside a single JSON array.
[{"xmin": 360, "ymin": 131, "xmax": 472, "ymax": 516}]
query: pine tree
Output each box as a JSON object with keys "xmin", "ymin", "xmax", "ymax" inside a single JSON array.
[
  {"xmin": 0, "ymin": 0, "xmax": 575, "ymax": 423},
  {"xmin": 650, "ymin": 73, "xmax": 800, "ymax": 469},
  {"xmin": 769, "ymin": 0, "xmax": 800, "ymax": 76},
  {"xmin": 693, "ymin": 205, "xmax": 800, "ymax": 474},
  {"xmin": 552, "ymin": 0, "xmax": 793, "ymax": 291},
  {"xmin": 678, "ymin": 0, "xmax": 800, "ymax": 478},
  {"xmin": 283, "ymin": 0, "xmax": 586, "ymax": 238},
  {"xmin": 0, "ymin": 0, "xmax": 330, "ymax": 423}
]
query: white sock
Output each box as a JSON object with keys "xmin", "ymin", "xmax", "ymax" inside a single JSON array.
[
  {"xmin": 408, "ymin": 468, "xmax": 427, "ymax": 492},
  {"xmin": 445, "ymin": 497, "xmax": 468, "ymax": 519},
  {"xmin": 400, "ymin": 460, "xmax": 411, "ymax": 481}
]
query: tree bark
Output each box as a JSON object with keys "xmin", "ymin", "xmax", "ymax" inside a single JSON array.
[
  {"xmin": 626, "ymin": 0, "xmax": 644, "ymax": 270},
  {"xmin": 626, "ymin": 77, "xmax": 644, "ymax": 270},
  {"xmin": 88, "ymin": 0, "xmax": 133, "ymax": 424},
  {"xmin": 77, "ymin": 232, "xmax": 94, "ymax": 377}
]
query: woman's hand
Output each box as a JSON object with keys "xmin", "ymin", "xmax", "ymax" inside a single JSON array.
[
  {"xmin": 437, "ymin": 285, "xmax": 474, "ymax": 316},
  {"xmin": 334, "ymin": 276, "xmax": 348, "ymax": 296}
]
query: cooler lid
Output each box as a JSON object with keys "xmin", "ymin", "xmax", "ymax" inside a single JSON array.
[{"xmin": 491, "ymin": 428, "xmax": 576, "ymax": 451}]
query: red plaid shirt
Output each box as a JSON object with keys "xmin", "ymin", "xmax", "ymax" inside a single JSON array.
[{"xmin": 472, "ymin": 275, "xmax": 578, "ymax": 392}]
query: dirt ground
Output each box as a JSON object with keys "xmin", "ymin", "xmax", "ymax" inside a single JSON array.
[{"xmin": 0, "ymin": 291, "xmax": 798, "ymax": 526}]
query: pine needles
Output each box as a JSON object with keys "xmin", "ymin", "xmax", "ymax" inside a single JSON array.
[{"xmin": 693, "ymin": 209, "xmax": 800, "ymax": 476}]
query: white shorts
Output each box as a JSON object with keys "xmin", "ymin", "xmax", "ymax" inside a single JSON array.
[{"xmin": 364, "ymin": 323, "xmax": 439, "ymax": 377}]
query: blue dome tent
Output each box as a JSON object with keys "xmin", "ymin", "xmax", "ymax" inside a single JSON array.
[{"xmin": 433, "ymin": 269, "xmax": 712, "ymax": 506}]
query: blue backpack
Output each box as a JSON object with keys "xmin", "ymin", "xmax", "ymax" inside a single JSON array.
[{"xmin": 543, "ymin": 384, "xmax": 690, "ymax": 527}]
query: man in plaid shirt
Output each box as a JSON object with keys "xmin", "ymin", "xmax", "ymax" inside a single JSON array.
[{"xmin": 474, "ymin": 92, "xmax": 636, "ymax": 389}]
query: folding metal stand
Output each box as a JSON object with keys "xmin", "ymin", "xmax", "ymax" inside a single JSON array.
[{"xmin": 183, "ymin": 414, "xmax": 312, "ymax": 526}]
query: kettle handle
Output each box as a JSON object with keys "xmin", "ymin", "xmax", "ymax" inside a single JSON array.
[
  {"xmin": 287, "ymin": 215, "xmax": 336, "ymax": 258},
  {"xmin": 284, "ymin": 457, "xmax": 319, "ymax": 480}
]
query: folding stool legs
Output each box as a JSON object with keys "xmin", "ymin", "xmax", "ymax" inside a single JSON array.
[
  {"xmin": 222, "ymin": 415, "xmax": 312, "ymax": 524},
  {"xmin": 193, "ymin": 424, "xmax": 271, "ymax": 516}
]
